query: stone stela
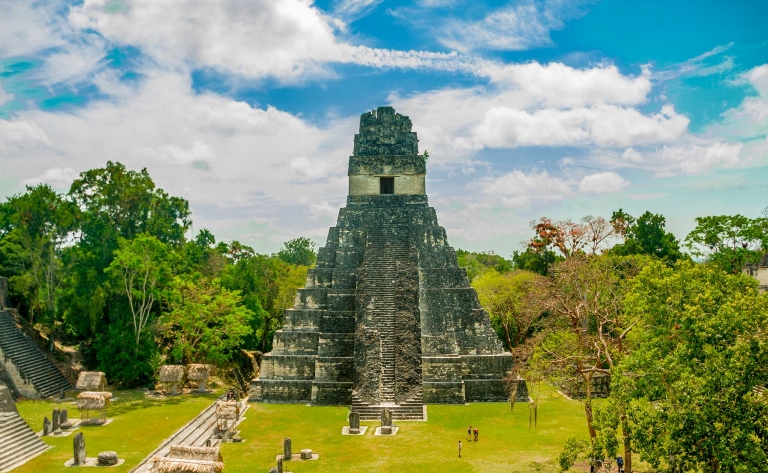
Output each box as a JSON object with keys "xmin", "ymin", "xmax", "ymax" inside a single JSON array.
[{"xmin": 251, "ymin": 107, "xmax": 514, "ymax": 420}]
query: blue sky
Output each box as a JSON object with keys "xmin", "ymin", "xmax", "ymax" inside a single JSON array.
[{"xmin": 1, "ymin": 0, "xmax": 767, "ymax": 256}]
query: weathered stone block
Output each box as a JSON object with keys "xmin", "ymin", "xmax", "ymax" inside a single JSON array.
[{"xmin": 98, "ymin": 451, "xmax": 118, "ymax": 466}]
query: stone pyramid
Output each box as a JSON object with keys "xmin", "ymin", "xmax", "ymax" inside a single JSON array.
[{"xmin": 250, "ymin": 107, "xmax": 513, "ymax": 418}]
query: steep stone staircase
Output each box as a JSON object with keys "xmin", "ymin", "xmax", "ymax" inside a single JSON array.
[
  {"xmin": 0, "ymin": 411, "xmax": 49, "ymax": 473},
  {"xmin": 0, "ymin": 310, "xmax": 71, "ymax": 398},
  {"xmin": 350, "ymin": 216, "xmax": 425, "ymax": 420}
]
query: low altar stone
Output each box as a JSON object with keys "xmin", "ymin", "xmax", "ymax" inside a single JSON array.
[
  {"xmin": 98, "ymin": 451, "xmax": 118, "ymax": 466},
  {"xmin": 300, "ymin": 449, "xmax": 313, "ymax": 460}
]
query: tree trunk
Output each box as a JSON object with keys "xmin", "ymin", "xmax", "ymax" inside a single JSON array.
[
  {"xmin": 502, "ymin": 323, "xmax": 513, "ymax": 352},
  {"xmin": 621, "ymin": 413, "xmax": 631, "ymax": 472},
  {"xmin": 584, "ymin": 372, "xmax": 597, "ymax": 440}
]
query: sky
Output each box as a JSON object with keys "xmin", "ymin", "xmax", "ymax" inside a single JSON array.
[{"xmin": 1, "ymin": 0, "xmax": 767, "ymax": 256}]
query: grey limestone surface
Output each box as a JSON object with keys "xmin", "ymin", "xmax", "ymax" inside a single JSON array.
[
  {"xmin": 73, "ymin": 432, "xmax": 86, "ymax": 465},
  {"xmin": 98, "ymin": 451, "xmax": 119, "ymax": 466},
  {"xmin": 251, "ymin": 107, "xmax": 514, "ymax": 414}
]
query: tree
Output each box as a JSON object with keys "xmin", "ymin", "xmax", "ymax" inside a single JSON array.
[
  {"xmin": 528, "ymin": 215, "xmax": 621, "ymax": 258},
  {"xmin": 106, "ymin": 235, "xmax": 173, "ymax": 350},
  {"xmin": 0, "ymin": 185, "xmax": 77, "ymax": 327},
  {"xmin": 61, "ymin": 162, "xmax": 190, "ymax": 342},
  {"xmin": 684, "ymin": 214, "xmax": 768, "ymax": 274},
  {"xmin": 616, "ymin": 260, "xmax": 768, "ymax": 472},
  {"xmin": 527, "ymin": 254, "xmax": 648, "ymax": 453},
  {"xmin": 610, "ymin": 210, "xmax": 684, "ymax": 263},
  {"xmin": 220, "ymin": 254, "xmax": 307, "ymax": 352},
  {"xmin": 277, "ymin": 237, "xmax": 316, "ymax": 266},
  {"xmin": 473, "ymin": 270, "xmax": 546, "ymax": 351},
  {"xmin": 512, "ymin": 247, "xmax": 562, "ymax": 276},
  {"xmin": 456, "ymin": 249, "xmax": 513, "ymax": 282},
  {"xmin": 162, "ymin": 276, "xmax": 253, "ymax": 365}
]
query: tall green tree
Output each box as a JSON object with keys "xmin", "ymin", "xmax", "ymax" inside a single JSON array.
[
  {"xmin": 473, "ymin": 269, "xmax": 545, "ymax": 350},
  {"xmin": 162, "ymin": 276, "xmax": 253, "ymax": 365},
  {"xmin": 220, "ymin": 254, "xmax": 307, "ymax": 352},
  {"xmin": 456, "ymin": 249, "xmax": 513, "ymax": 281},
  {"xmin": 106, "ymin": 235, "xmax": 174, "ymax": 350},
  {"xmin": 684, "ymin": 214, "xmax": 768, "ymax": 274},
  {"xmin": 610, "ymin": 210, "xmax": 685, "ymax": 264},
  {"xmin": 616, "ymin": 260, "xmax": 768, "ymax": 472},
  {"xmin": 0, "ymin": 184, "xmax": 78, "ymax": 327},
  {"xmin": 61, "ymin": 162, "xmax": 190, "ymax": 339},
  {"xmin": 512, "ymin": 247, "xmax": 562, "ymax": 276},
  {"xmin": 277, "ymin": 237, "xmax": 316, "ymax": 266}
]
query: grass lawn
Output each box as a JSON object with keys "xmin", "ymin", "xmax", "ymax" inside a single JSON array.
[
  {"xmin": 222, "ymin": 384, "xmax": 592, "ymax": 473},
  {"xmin": 14, "ymin": 384, "xmax": 598, "ymax": 472},
  {"xmin": 14, "ymin": 390, "xmax": 220, "ymax": 473}
]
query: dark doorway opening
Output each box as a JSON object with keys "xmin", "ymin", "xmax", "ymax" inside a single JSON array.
[{"xmin": 380, "ymin": 177, "xmax": 394, "ymax": 194}]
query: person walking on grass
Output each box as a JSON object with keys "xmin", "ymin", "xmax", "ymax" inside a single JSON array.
[
  {"xmin": 473, "ymin": 427, "xmax": 478, "ymax": 441},
  {"xmin": 458, "ymin": 440, "xmax": 462, "ymax": 458},
  {"xmin": 467, "ymin": 426, "xmax": 472, "ymax": 441}
]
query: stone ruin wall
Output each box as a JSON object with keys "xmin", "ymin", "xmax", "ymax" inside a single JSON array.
[{"xmin": 0, "ymin": 276, "xmax": 8, "ymax": 309}]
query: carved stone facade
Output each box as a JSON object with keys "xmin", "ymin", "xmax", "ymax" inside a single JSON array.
[
  {"xmin": 743, "ymin": 253, "xmax": 768, "ymax": 293},
  {"xmin": 250, "ymin": 107, "xmax": 513, "ymax": 417}
]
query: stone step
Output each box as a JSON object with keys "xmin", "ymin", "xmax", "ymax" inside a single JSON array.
[
  {"xmin": 0, "ymin": 310, "xmax": 71, "ymax": 398},
  {"xmin": 0, "ymin": 412, "xmax": 49, "ymax": 472}
]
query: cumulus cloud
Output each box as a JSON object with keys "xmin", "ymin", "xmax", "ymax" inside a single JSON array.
[
  {"xmin": 578, "ymin": 172, "xmax": 629, "ymax": 193},
  {"xmin": 0, "ymin": 71, "xmax": 353, "ymax": 249},
  {"xmin": 476, "ymin": 169, "xmax": 572, "ymax": 207},
  {"xmin": 591, "ymin": 142, "xmax": 745, "ymax": 176},
  {"xmin": 21, "ymin": 167, "xmax": 79, "ymax": 189},
  {"xmin": 486, "ymin": 62, "xmax": 652, "ymax": 107},
  {"xmin": 473, "ymin": 104, "xmax": 688, "ymax": 149}
]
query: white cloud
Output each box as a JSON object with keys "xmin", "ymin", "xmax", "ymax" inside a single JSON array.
[
  {"xmin": 0, "ymin": 119, "xmax": 51, "ymax": 152},
  {"xmin": 660, "ymin": 143, "xmax": 744, "ymax": 175},
  {"xmin": 621, "ymin": 148, "xmax": 644, "ymax": 163},
  {"xmin": 0, "ymin": 85, "xmax": 12, "ymax": 107},
  {"xmin": 436, "ymin": 0, "xmax": 594, "ymax": 53},
  {"xmin": 476, "ymin": 169, "xmax": 572, "ymax": 207},
  {"xmin": 0, "ymin": 71, "xmax": 353, "ymax": 250},
  {"xmin": 473, "ymin": 104, "xmax": 688, "ymax": 149},
  {"xmin": 308, "ymin": 201, "xmax": 342, "ymax": 221},
  {"xmin": 68, "ymin": 0, "xmax": 473, "ymax": 81},
  {"xmin": 332, "ymin": 0, "xmax": 383, "ymax": 22},
  {"xmin": 139, "ymin": 141, "xmax": 215, "ymax": 170},
  {"xmin": 21, "ymin": 167, "xmax": 79, "ymax": 189},
  {"xmin": 591, "ymin": 142, "xmax": 745, "ymax": 176},
  {"xmin": 578, "ymin": 172, "xmax": 629, "ymax": 194},
  {"xmin": 726, "ymin": 64, "xmax": 768, "ymax": 125},
  {"xmin": 0, "ymin": 0, "xmax": 68, "ymax": 57},
  {"xmin": 486, "ymin": 62, "xmax": 652, "ymax": 107}
]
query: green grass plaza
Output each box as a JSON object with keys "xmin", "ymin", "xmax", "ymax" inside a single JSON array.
[{"xmin": 14, "ymin": 384, "xmax": 591, "ymax": 472}]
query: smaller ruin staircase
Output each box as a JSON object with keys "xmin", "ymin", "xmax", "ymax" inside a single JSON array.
[
  {"xmin": 0, "ymin": 385, "xmax": 49, "ymax": 473},
  {"xmin": 0, "ymin": 310, "xmax": 71, "ymax": 398},
  {"xmin": 350, "ymin": 218, "xmax": 424, "ymax": 420}
]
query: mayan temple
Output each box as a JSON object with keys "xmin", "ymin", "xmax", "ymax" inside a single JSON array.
[{"xmin": 250, "ymin": 106, "xmax": 514, "ymax": 419}]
